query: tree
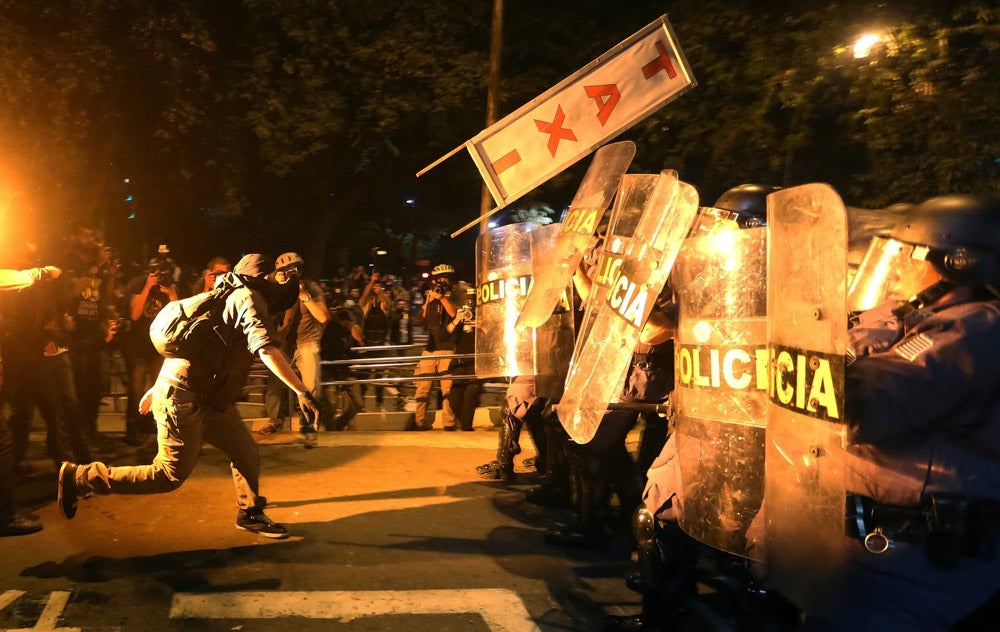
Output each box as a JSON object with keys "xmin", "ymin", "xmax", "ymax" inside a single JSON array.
[{"xmin": 2, "ymin": 0, "xmax": 997, "ymax": 274}]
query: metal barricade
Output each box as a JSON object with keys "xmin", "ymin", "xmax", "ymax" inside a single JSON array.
[{"xmin": 321, "ymin": 351, "xmax": 479, "ymax": 386}]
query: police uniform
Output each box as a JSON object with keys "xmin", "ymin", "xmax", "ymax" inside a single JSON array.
[
  {"xmin": 547, "ymin": 336, "xmax": 674, "ymax": 547},
  {"xmin": 804, "ymin": 286, "xmax": 1000, "ymax": 630}
]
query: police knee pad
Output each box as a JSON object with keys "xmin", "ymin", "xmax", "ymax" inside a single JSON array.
[{"xmin": 633, "ymin": 507, "xmax": 656, "ymax": 543}]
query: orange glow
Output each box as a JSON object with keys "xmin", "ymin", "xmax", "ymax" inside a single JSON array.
[
  {"xmin": 853, "ymin": 33, "xmax": 883, "ymax": 58},
  {"xmin": 0, "ymin": 163, "xmax": 31, "ymax": 261}
]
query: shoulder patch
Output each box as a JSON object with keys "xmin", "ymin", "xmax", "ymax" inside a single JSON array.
[{"xmin": 894, "ymin": 332, "xmax": 934, "ymax": 362}]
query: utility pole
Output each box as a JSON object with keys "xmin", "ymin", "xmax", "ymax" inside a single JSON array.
[{"xmin": 480, "ymin": 0, "xmax": 504, "ymax": 236}]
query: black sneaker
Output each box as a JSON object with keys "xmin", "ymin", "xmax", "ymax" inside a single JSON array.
[
  {"xmin": 236, "ymin": 510, "xmax": 289, "ymax": 539},
  {"xmin": 300, "ymin": 431, "xmax": 318, "ymax": 449},
  {"xmin": 0, "ymin": 512, "xmax": 43, "ymax": 537},
  {"xmin": 58, "ymin": 462, "xmax": 79, "ymax": 520}
]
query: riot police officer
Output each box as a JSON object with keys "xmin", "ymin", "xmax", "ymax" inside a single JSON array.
[
  {"xmin": 607, "ymin": 183, "xmax": 784, "ymax": 630},
  {"xmin": 798, "ymin": 194, "xmax": 1000, "ymax": 630}
]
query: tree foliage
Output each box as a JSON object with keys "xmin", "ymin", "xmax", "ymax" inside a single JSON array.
[{"xmin": 1, "ymin": 0, "xmax": 997, "ymax": 272}]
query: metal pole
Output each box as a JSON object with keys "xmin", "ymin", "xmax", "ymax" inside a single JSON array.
[{"xmin": 480, "ymin": 0, "xmax": 504, "ymax": 234}]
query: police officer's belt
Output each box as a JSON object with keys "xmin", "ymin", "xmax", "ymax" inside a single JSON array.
[{"xmin": 847, "ymin": 493, "xmax": 1000, "ymax": 567}]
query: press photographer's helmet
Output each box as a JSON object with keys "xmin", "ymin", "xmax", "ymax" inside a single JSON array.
[
  {"xmin": 430, "ymin": 264, "xmax": 454, "ymax": 294},
  {"xmin": 431, "ymin": 264, "xmax": 454, "ymax": 277},
  {"xmin": 713, "ymin": 184, "xmax": 781, "ymax": 229},
  {"xmin": 275, "ymin": 251, "xmax": 304, "ymax": 271}
]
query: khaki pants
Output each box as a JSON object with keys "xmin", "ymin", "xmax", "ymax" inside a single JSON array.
[
  {"xmin": 76, "ymin": 377, "xmax": 264, "ymax": 512},
  {"xmin": 412, "ymin": 350, "xmax": 455, "ymax": 429}
]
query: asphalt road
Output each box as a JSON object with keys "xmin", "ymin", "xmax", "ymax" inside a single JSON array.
[
  {"xmin": 3, "ymin": 424, "xmax": 806, "ymax": 631},
  {"xmin": 4, "ymin": 427, "xmax": 635, "ymax": 631}
]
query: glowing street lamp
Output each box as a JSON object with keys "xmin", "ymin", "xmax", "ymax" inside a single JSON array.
[
  {"xmin": 371, "ymin": 246, "xmax": 387, "ymax": 270},
  {"xmin": 853, "ymin": 33, "xmax": 883, "ymax": 58}
]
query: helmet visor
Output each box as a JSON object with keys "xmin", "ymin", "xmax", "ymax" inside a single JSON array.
[
  {"xmin": 847, "ymin": 236, "xmax": 935, "ymax": 311},
  {"xmin": 689, "ymin": 207, "xmax": 741, "ymax": 237}
]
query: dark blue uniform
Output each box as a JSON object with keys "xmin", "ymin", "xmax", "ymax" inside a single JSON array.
[{"xmin": 807, "ymin": 286, "xmax": 1000, "ymax": 630}]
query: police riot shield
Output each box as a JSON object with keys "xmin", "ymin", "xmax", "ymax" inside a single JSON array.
[
  {"xmin": 763, "ymin": 184, "xmax": 848, "ymax": 611},
  {"xmin": 516, "ymin": 141, "xmax": 636, "ymax": 329},
  {"xmin": 475, "ymin": 222, "xmax": 575, "ymax": 388},
  {"xmin": 531, "ymin": 224, "xmax": 577, "ymax": 400},
  {"xmin": 558, "ymin": 171, "xmax": 699, "ymax": 444},
  {"xmin": 572, "ymin": 174, "xmax": 655, "ymax": 362},
  {"xmin": 672, "ymin": 225, "xmax": 768, "ymax": 557}
]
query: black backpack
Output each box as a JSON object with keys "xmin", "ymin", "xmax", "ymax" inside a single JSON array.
[{"xmin": 149, "ymin": 286, "xmax": 235, "ymax": 364}]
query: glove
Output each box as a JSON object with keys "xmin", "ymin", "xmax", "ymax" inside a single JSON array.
[{"xmin": 848, "ymin": 301, "xmax": 903, "ymax": 358}]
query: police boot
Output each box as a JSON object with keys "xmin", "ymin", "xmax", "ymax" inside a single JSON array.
[
  {"xmin": 477, "ymin": 412, "xmax": 520, "ymax": 482},
  {"xmin": 646, "ymin": 521, "xmax": 698, "ymax": 623},
  {"xmin": 526, "ymin": 412, "xmax": 573, "ymax": 508},
  {"xmin": 607, "ymin": 443, "xmax": 642, "ymax": 545},
  {"xmin": 521, "ymin": 400, "xmax": 548, "ymax": 474},
  {"xmin": 609, "ymin": 520, "xmax": 695, "ymax": 632},
  {"xmin": 601, "ymin": 614, "xmax": 671, "ymax": 632},
  {"xmin": 545, "ymin": 450, "xmax": 611, "ymax": 549}
]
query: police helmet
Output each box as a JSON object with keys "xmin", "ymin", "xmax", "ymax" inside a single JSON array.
[
  {"xmin": 275, "ymin": 251, "xmax": 304, "ymax": 270},
  {"xmin": 713, "ymin": 184, "xmax": 781, "ymax": 229},
  {"xmin": 889, "ymin": 195, "xmax": 1000, "ymax": 292},
  {"xmin": 431, "ymin": 264, "xmax": 455, "ymax": 277}
]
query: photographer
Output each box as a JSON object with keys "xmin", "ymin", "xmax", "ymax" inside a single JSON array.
[
  {"xmin": 408, "ymin": 264, "xmax": 460, "ymax": 430},
  {"xmin": 122, "ymin": 247, "xmax": 178, "ymax": 445},
  {"xmin": 63, "ymin": 228, "xmax": 123, "ymax": 440},
  {"xmin": 444, "ymin": 286, "xmax": 479, "ymax": 431},
  {"xmin": 359, "ymin": 271, "xmax": 393, "ymax": 410}
]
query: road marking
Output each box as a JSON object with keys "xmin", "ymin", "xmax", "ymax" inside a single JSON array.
[
  {"xmin": 171, "ymin": 589, "xmax": 540, "ymax": 631},
  {"xmin": 0, "ymin": 590, "xmax": 26, "ymax": 611},
  {"xmin": 5, "ymin": 590, "xmax": 81, "ymax": 632}
]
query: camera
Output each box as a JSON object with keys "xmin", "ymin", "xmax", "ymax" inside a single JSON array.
[
  {"xmin": 431, "ymin": 277, "xmax": 451, "ymax": 294},
  {"xmin": 150, "ymin": 257, "xmax": 174, "ymax": 287},
  {"xmin": 108, "ymin": 317, "xmax": 128, "ymax": 335}
]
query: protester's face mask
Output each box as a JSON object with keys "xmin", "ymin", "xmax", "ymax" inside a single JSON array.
[{"xmin": 243, "ymin": 276, "xmax": 300, "ymax": 312}]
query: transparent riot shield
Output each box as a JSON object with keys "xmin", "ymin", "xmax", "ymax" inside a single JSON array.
[
  {"xmin": 572, "ymin": 174, "xmax": 655, "ymax": 362},
  {"xmin": 558, "ymin": 171, "xmax": 699, "ymax": 443},
  {"xmin": 531, "ymin": 224, "xmax": 577, "ymax": 400},
  {"xmin": 516, "ymin": 141, "xmax": 636, "ymax": 329},
  {"xmin": 475, "ymin": 222, "xmax": 575, "ymax": 384},
  {"xmin": 763, "ymin": 183, "xmax": 848, "ymax": 611},
  {"xmin": 673, "ymin": 226, "xmax": 767, "ymax": 557}
]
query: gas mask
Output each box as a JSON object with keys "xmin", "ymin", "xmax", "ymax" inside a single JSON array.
[
  {"xmin": 431, "ymin": 277, "xmax": 452, "ymax": 295},
  {"xmin": 242, "ymin": 276, "xmax": 300, "ymax": 313}
]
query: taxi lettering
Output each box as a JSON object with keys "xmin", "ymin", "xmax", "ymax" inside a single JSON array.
[
  {"xmin": 562, "ymin": 207, "xmax": 601, "ymax": 235},
  {"xmin": 478, "ymin": 274, "xmax": 532, "ymax": 305},
  {"xmin": 676, "ymin": 344, "xmax": 768, "ymax": 391},
  {"xmin": 768, "ymin": 345, "xmax": 842, "ymax": 421}
]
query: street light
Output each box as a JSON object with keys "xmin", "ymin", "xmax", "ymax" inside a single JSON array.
[
  {"xmin": 850, "ymin": 30, "xmax": 897, "ymax": 61},
  {"xmin": 853, "ymin": 33, "xmax": 882, "ymax": 58},
  {"xmin": 371, "ymin": 246, "xmax": 387, "ymax": 271}
]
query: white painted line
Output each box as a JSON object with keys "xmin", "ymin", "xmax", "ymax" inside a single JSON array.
[
  {"xmin": 7, "ymin": 590, "xmax": 81, "ymax": 632},
  {"xmin": 0, "ymin": 590, "xmax": 26, "ymax": 611},
  {"xmin": 171, "ymin": 589, "xmax": 541, "ymax": 632}
]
